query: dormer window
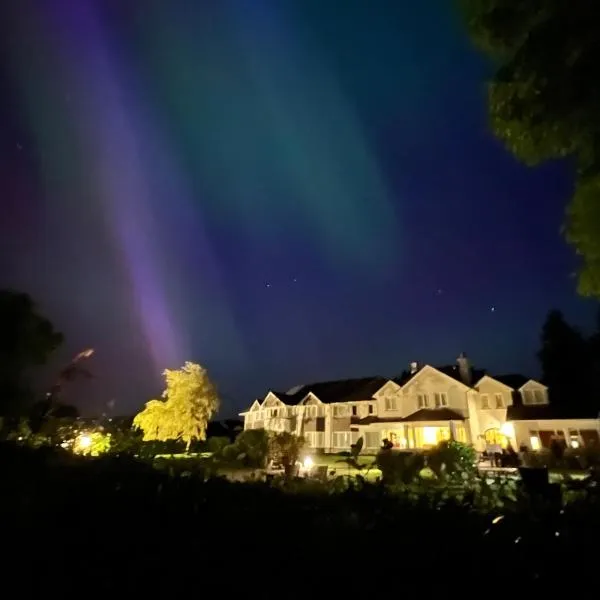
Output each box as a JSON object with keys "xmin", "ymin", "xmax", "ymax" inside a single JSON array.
[
  {"xmin": 434, "ymin": 393, "xmax": 448, "ymax": 408},
  {"xmin": 417, "ymin": 394, "xmax": 429, "ymax": 409},
  {"xmin": 523, "ymin": 390, "xmax": 546, "ymax": 405},
  {"xmin": 495, "ymin": 393, "xmax": 504, "ymax": 408},
  {"xmin": 384, "ymin": 396, "xmax": 397, "ymax": 411},
  {"xmin": 481, "ymin": 394, "xmax": 489, "ymax": 409}
]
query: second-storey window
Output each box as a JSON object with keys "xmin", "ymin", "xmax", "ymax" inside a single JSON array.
[
  {"xmin": 434, "ymin": 393, "xmax": 448, "ymax": 408},
  {"xmin": 417, "ymin": 394, "xmax": 429, "ymax": 408},
  {"xmin": 385, "ymin": 396, "xmax": 397, "ymax": 411},
  {"xmin": 481, "ymin": 394, "xmax": 489, "ymax": 409}
]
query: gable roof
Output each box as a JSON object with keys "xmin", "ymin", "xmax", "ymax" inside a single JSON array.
[
  {"xmin": 270, "ymin": 377, "xmax": 388, "ymax": 406},
  {"xmin": 394, "ymin": 364, "xmax": 486, "ymax": 388},
  {"xmin": 492, "ymin": 374, "xmax": 530, "ymax": 390}
]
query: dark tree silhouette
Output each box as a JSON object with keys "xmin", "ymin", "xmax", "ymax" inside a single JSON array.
[
  {"xmin": 537, "ymin": 310, "xmax": 591, "ymax": 408},
  {"xmin": 0, "ymin": 290, "xmax": 63, "ymax": 415},
  {"xmin": 458, "ymin": 1, "xmax": 600, "ymax": 295}
]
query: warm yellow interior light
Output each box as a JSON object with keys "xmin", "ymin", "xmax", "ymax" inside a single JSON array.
[
  {"xmin": 422, "ymin": 427, "xmax": 438, "ymax": 445},
  {"xmin": 500, "ymin": 422, "xmax": 514, "ymax": 438}
]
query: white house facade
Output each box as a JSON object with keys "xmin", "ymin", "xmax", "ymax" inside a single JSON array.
[{"xmin": 240, "ymin": 354, "xmax": 600, "ymax": 453}]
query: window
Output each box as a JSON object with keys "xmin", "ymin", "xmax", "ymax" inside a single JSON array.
[
  {"xmin": 272, "ymin": 409, "xmax": 278, "ymax": 417},
  {"xmin": 334, "ymin": 405, "xmax": 348, "ymax": 417},
  {"xmin": 368, "ymin": 404, "xmax": 374, "ymax": 414},
  {"xmin": 523, "ymin": 390, "xmax": 534, "ymax": 404},
  {"xmin": 384, "ymin": 396, "xmax": 397, "ymax": 411},
  {"xmin": 365, "ymin": 431, "xmax": 381, "ymax": 448},
  {"xmin": 305, "ymin": 431, "xmax": 325, "ymax": 448},
  {"xmin": 434, "ymin": 393, "xmax": 448, "ymax": 408},
  {"xmin": 352, "ymin": 406, "xmax": 357, "ymax": 416},
  {"xmin": 481, "ymin": 394, "xmax": 489, "ymax": 409},
  {"xmin": 417, "ymin": 394, "xmax": 429, "ymax": 408},
  {"xmin": 494, "ymin": 393, "xmax": 504, "ymax": 408},
  {"xmin": 333, "ymin": 432, "xmax": 352, "ymax": 448}
]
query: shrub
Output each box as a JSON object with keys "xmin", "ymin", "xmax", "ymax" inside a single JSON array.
[
  {"xmin": 207, "ymin": 436, "xmax": 230, "ymax": 454},
  {"xmin": 376, "ymin": 450, "xmax": 425, "ymax": 484},
  {"xmin": 268, "ymin": 432, "xmax": 305, "ymax": 476},
  {"xmin": 225, "ymin": 429, "xmax": 270, "ymax": 467},
  {"xmin": 426, "ymin": 441, "xmax": 477, "ymax": 480}
]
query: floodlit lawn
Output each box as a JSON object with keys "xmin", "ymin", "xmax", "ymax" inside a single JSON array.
[
  {"xmin": 154, "ymin": 452, "xmax": 213, "ymax": 459},
  {"xmin": 310, "ymin": 453, "xmax": 382, "ymax": 479}
]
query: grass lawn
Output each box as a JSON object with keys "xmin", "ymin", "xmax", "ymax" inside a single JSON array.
[{"xmin": 309, "ymin": 453, "xmax": 381, "ymax": 480}]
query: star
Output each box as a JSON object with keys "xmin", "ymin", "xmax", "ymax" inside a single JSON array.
[
  {"xmin": 265, "ymin": 282, "xmax": 271, "ymax": 288},
  {"xmin": 490, "ymin": 306, "xmax": 496, "ymax": 312}
]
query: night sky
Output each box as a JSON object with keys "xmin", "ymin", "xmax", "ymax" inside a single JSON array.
[{"xmin": 0, "ymin": 0, "xmax": 596, "ymax": 417}]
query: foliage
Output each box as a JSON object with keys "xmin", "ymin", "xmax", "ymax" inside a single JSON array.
[
  {"xmin": 0, "ymin": 290, "xmax": 63, "ymax": 415},
  {"xmin": 206, "ymin": 436, "xmax": 230, "ymax": 454},
  {"xmin": 426, "ymin": 441, "xmax": 478, "ymax": 480},
  {"xmin": 376, "ymin": 449, "xmax": 426, "ymax": 485},
  {"xmin": 458, "ymin": 1, "xmax": 600, "ymax": 294},
  {"xmin": 133, "ymin": 362, "xmax": 219, "ymax": 451},
  {"xmin": 268, "ymin": 431, "xmax": 305, "ymax": 476},
  {"xmin": 229, "ymin": 428, "xmax": 270, "ymax": 467},
  {"xmin": 72, "ymin": 431, "xmax": 112, "ymax": 456}
]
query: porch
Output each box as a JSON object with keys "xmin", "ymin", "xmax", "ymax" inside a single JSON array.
[{"xmin": 359, "ymin": 420, "xmax": 469, "ymax": 451}]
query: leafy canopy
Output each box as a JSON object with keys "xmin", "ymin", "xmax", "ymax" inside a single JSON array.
[
  {"xmin": 133, "ymin": 362, "xmax": 219, "ymax": 450},
  {"xmin": 0, "ymin": 290, "xmax": 63, "ymax": 414},
  {"xmin": 459, "ymin": 1, "xmax": 600, "ymax": 294},
  {"xmin": 268, "ymin": 431, "xmax": 305, "ymax": 474}
]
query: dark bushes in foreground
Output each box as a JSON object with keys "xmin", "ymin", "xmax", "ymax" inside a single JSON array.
[{"xmin": 1, "ymin": 443, "xmax": 599, "ymax": 593}]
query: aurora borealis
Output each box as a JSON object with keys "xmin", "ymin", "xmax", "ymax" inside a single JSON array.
[{"xmin": 0, "ymin": 1, "xmax": 596, "ymax": 415}]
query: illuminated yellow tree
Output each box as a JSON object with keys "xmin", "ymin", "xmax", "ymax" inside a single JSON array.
[{"xmin": 133, "ymin": 362, "xmax": 219, "ymax": 451}]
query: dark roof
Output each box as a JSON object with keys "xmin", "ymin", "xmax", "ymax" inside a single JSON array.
[
  {"xmin": 507, "ymin": 404, "xmax": 600, "ymax": 421},
  {"xmin": 271, "ymin": 377, "xmax": 388, "ymax": 405},
  {"xmin": 352, "ymin": 416, "xmax": 402, "ymax": 425},
  {"xmin": 403, "ymin": 408, "xmax": 465, "ymax": 422},
  {"xmin": 492, "ymin": 374, "xmax": 530, "ymax": 389},
  {"xmin": 353, "ymin": 408, "xmax": 465, "ymax": 425},
  {"xmin": 394, "ymin": 365, "xmax": 486, "ymax": 388}
]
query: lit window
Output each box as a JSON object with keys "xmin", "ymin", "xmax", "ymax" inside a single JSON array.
[
  {"xmin": 417, "ymin": 394, "xmax": 429, "ymax": 408},
  {"xmin": 333, "ymin": 432, "xmax": 351, "ymax": 448},
  {"xmin": 365, "ymin": 431, "xmax": 381, "ymax": 448},
  {"xmin": 495, "ymin": 393, "xmax": 504, "ymax": 408},
  {"xmin": 434, "ymin": 393, "xmax": 448, "ymax": 407},
  {"xmin": 481, "ymin": 394, "xmax": 489, "ymax": 409},
  {"xmin": 422, "ymin": 427, "xmax": 439, "ymax": 445},
  {"xmin": 530, "ymin": 435, "xmax": 541, "ymax": 451}
]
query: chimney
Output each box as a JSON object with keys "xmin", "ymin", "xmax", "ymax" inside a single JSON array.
[
  {"xmin": 410, "ymin": 361, "xmax": 418, "ymax": 374},
  {"xmin": 456, "ymin": 352, "xmax": 471, "ymax": 385}
]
